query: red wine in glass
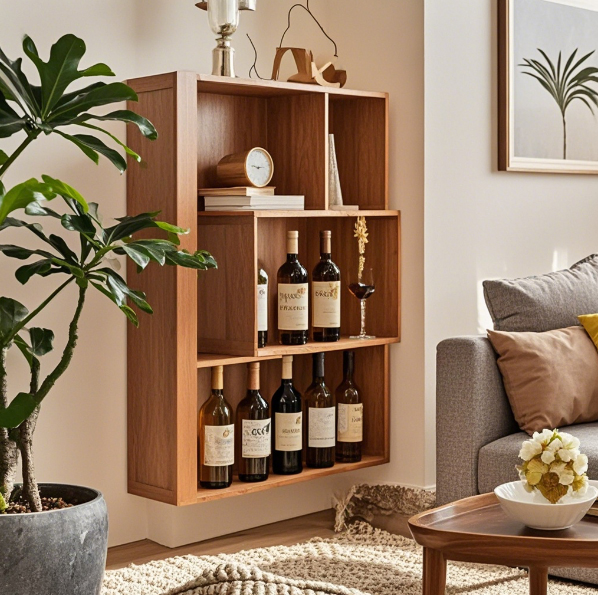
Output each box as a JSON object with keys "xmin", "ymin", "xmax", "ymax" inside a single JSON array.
[
  {"xmin": 348, "ymin": 283, "xmax": 375, "ymax": 300},
  {"xmin": 348, "ymin": 268, "xmax": 375, "ymax": 340}
]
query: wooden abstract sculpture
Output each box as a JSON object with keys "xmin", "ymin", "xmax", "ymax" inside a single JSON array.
[{"xmin": 271, "ymin": 47, "xmax": 347, "ymax": 88}]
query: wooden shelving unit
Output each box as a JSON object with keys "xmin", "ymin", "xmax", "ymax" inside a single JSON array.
[{"xmin": 126, "ymin": 72, "xmax": 400, "ymax": 506}]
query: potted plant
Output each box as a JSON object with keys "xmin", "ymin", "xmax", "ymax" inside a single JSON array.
[{"xmin": 0, "ymin": 34, "xmax": 216, "ymax": 594}]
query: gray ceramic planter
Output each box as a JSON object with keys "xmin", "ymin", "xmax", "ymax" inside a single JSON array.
[{"xmin": 0, "ymin": 484, "xmax": 108, "ymax": 595}]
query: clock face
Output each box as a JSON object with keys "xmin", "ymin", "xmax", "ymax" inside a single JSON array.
[{"xmin": 246, "ymin": 148, "xmax": 273, "ymax": 187}]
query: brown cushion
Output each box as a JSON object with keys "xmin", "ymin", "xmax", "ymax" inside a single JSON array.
[{"xmin": 487, "ymin": 326, "xmax": 598, "ymax": 435}]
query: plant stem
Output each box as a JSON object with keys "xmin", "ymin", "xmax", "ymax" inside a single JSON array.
[
  {"xmin": 3, "ymin": 277, "xmax": 74, "ymax": 347},
  {"xmin": 17, "ymin": 360, "xmax": 41, "ymax": 512},
  {"xmin": 0, "ymin": 130, "xmax": 41, "ymax": 179},
  {"xmin": 0, "ymin": 347, "xmax": 19, "ymax": 500},
  {"xmin": 34, "ymin": 285, "xmax": 87, "ymax": 409}
]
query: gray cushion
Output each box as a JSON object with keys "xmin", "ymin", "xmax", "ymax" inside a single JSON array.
[
  {"xmin": 483, "ymin": 254, "xmax": 598, "ymax": 332},
  {"xmin": 478, "ymin": 422, "xmax": 598, "ymax": 494}
]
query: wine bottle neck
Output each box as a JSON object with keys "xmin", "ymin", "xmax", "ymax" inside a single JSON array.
[
  {"xmin": 287, "ymin": 253, "xmax": 298, "ymax": 262},
  {"xmin": 312, "ymin": 355, "xmax": 325, "ymax": 380},
  {"xmin": 343, "ymin": 352, "xmax": 355, "ymax": 379}
]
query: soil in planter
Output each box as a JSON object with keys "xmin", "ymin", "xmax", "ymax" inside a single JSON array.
[{"xmin": 1, "ymin": 496, "xmax": 76, "ymax": 514}]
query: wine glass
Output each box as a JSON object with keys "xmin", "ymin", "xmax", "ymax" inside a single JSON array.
[{"xmin": 348, "ymin": 267, "xmax": 376, "ymax": 340}]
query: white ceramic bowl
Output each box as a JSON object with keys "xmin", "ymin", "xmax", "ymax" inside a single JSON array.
[{"xmin": 494, "ymin": 481, "xmax": 598, "ymax": 530}]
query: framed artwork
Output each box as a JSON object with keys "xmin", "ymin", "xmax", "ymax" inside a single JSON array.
[{"xmin": 499, "ymin": 0, "xmax": 598, "ymax": 173}]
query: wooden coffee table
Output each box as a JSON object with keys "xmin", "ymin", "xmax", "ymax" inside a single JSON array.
[{"xmin": 409, "ymin": 493, "xmax": 598, "ymax": 595}]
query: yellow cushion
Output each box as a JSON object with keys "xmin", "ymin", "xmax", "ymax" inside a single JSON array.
[{"xmin": 579, "ymin": 314, "xmax": 598, "ymax": 350}]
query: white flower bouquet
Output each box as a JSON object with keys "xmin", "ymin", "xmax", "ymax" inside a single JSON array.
[{"xmin": 517, "ymin": 429, "xmax": 589, "ymax": 504}]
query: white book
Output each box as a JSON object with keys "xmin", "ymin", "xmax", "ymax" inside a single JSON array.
[
  {"xmin": 205, "ymin": 204, "xmax": 304, "ymax": 211},
  {"xmin": 204, "ymin": 195, "xmax": 304, "ymax": 207}
]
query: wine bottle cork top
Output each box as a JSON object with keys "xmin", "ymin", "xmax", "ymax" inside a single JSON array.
[
  {"xmin": 211, "ymin": 366, "xmax": 224, "ymax": 390},
  {"xmin": 320, "ymin": 230, "xmax": 332, "ymax": 254},
  {"xmin": 248, "ymin": 362, "xmax": 260, "ymax": 390},
  {"xmin": 287, "ymin": 230, "xmax": 299, "ymax": 254},
  {"xmin": 282, "ymin": 355, "xmax": 293, "ymax": 380}
]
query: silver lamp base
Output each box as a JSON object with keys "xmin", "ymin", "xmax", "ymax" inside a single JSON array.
[{"xmin": 213, "ymin": 39, "xmax": 235, "ymax": 77}]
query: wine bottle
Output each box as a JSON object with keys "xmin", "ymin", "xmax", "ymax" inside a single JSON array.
[
  {"xmin": 198, "ymin": 366, "xmax": 234, "ymax": 489},
  {"xmin": 312, "ymin": 230, "xmax": 341, "ymax": 342},
  {"xmin": 336, "ymin": 351, "xmax": 363, "ymax": 463},
  {"xmin": 305, "ymin": 352, "xmax": 335, "ymax": 468},
  {"xmin": 258, "ymin": 266, "xmax": 268, "ymax": 348},
  {"xmin": 271, "ymin": 355, "xmax": 303, "ymax": 475},
  {"xmin": 236, "ymin": 362, "xmax": 270, "ymax": 482},
  {"xmin": 277, "ymin": 230, "xmax": 308, "ymax": 345}
]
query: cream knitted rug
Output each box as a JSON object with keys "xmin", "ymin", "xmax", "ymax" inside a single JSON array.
[{"xmin": 102, "ymin": 521, "xmax": 598, "ymax": 595}]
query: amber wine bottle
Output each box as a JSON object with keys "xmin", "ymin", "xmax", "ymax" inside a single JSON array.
[
  {"xmin": 335, "ymin": 351, "xmax": 363, "ymax": 463},
  {"xmin": 198, "ymin": 366, "xmax": 234, "ymax": 489},
  {"xmin": 312, "ymin": 230, "xmax": 341, "ymax": 342},
  {"xmin": 271, "ymin": 355, "xmax": 303, "ymax": 475},
  {"xmin": 257, "ymin": 266, "xmax": 268, "ymax": 348},
  {"xmin": 236, "ymin": 362, "xmax": 270, "ymax": 482},
  {"xmin": 277, "ymin": 230, "xmax": 308, "ymax": 345},
  {"xmin": 305, "ymin": 352, "xmax": 335, "ymax": 468}
]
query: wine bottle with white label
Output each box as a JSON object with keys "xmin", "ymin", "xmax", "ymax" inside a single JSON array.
[
  {"xmin": 258, "ymin": 266, "xmax": 268, "ymax": 348},
  {"xmin": 336, "ymin": 350, "xmax": 363, "ymax": 463},
  {"xmin": 277, "ymin": 230, "xmax": 308, "ymax": 345},
  {"xmin": 305, "ymin": 352, "xmax": 335, "ymax": 468},
  {"xmin": 312, "ymin": 230, "xmax": 340, "ymax": 342},
  {"xmin": 198, "ymin": 366, "xmax": 234, "ymax": 489},
  {"xmin": 236, "ymin": 362, "xmax": 270, "ymax": 482},
  {"xmin": 271, "ymin": 355, "xmax": 303, "ymax": 475}
]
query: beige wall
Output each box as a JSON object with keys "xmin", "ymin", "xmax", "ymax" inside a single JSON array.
[{"xmin": 0, "ymin": 0, "xmax": 425, "ymax": 547}]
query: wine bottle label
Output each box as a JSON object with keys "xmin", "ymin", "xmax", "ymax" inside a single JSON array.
[
  {"xmin": 278, "ymin": 283, "xmax": 308, "ymax": 330},
  {"xmin": 242, "ymin": 418, "xmax": 271, "ymax": 458},
  {"xmin": 275, "ymin": 412, "xmax": 302, "ymax": 451},
  {"xmin": 308, "ymin": 407, "xmax": 336, "ymax": 448},
  {"xmin": 257, "ymin": 282, "xmax": 268, "ymax": 332},
  {"xmin": 203, "ymin": 424, "xmax": 234, "ymax": 466},
  {"xmin": 312, "ymin": 281, "xmax": 341, "ymax": 328},
  {"xmin": 337, "ymin": 403, "xmax": 363, "ymax": 443}
]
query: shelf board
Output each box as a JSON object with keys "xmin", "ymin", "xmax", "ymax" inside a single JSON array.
[
  {"xmin": 198, "ymin": 209, "xmax": 399, "ymax": 218},
  {"xmin": 196, "ymin": 73, "xmax": 388, "ymax": 100},
  {"xmin": 196, "ymin": 455, "xmax": 388, "ymax": 503},
  {"xmin": 196, "ymin": 336, "xmax": 399, "ymax": 368}
]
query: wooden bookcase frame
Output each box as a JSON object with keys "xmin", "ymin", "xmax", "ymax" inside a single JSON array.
[{"xmin": 126, "ymin": 72, "xmax": 400, "ymax": 506}]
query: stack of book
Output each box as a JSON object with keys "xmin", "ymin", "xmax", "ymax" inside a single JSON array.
[{"xmin": 200, "ymin": 187, "xmax": 304, "ymax": 211}]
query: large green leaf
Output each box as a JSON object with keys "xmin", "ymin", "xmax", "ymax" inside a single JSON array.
[
  {"xmin": 0, "ymin": 93, "xmax": 26, "ymax": 138},
  {"xmin": 0, "ymin": 244, "xmax": 55, "ymax": 261},
  {"xmin": 78, "ymin": 122, "xmax": 141, "ymax": 163},
  {"xmin": 22, "ymin": 34, "xmax": 114, "ymax": 116},
  {"xmin": 48, "ymin": 82, "xmax": 138, "ymax": 122},
  {"xmin": 0, "ymin": 47, "xmax": 40, "ymax": 118},
  {"xmin": 73, "ymin": 109, "xmax": 158, "ymax": 140},
  {"xmin": 14, "ymin": 327, "xmax": 55, "ymax": 366},
  {"xmin": 61, "ymin": 213, "xmax": 96, "ymax": 235},
  {"xmin": 100, "ymin": 268, "xmax": 153, "ymax": 314},
  {"xmin": 0, "ymin": 297, "xmax": 28, "ymax": 342},
  {"xmin": 0, "ymin": 179, "xmax": 56, "ymax": 224},
  {"xmin": 105, "ymin": 213, "xmax": 187, "ymax": 243},
  {"xmin": 55, "ymin": 131, "xmax": 127, "ymax": 172},
  {"xmin": 41, "ymin": 175, "xmax": 88, "ymax": 213},
  {"xmin": 15, "ymin": 259, "xmax": 53, "ymax": 284},
  {"xmin": 0, "ymin": 392, "xmax": 37, "ymax": 429},
  {"xmin": 0, "ymin": 150, "xmax": 7, "ymax": 166}
]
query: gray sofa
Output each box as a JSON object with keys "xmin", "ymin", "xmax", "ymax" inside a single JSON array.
[{"xmin": 436, "ymin": 340, "xmax": 598, "ymax": 585}]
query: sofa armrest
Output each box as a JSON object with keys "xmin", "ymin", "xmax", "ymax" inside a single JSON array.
[{"xmin": 436, "ymin": 335, "xmax": 518, "ymax": 505}]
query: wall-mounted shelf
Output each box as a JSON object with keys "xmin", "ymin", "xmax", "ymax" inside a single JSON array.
[{"xmin": 126, "ymin": 72, "xmax": 399, "ymax": 506}]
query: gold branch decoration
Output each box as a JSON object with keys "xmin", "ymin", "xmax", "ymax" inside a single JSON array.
[{"xmin": 354, "ymin": 216, "xmax": 368, "ymax": 280}]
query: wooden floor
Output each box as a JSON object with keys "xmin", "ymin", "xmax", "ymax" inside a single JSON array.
[{"xmin": 106, "ymin": 508, "xmax": 412, "ymax": 571}]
